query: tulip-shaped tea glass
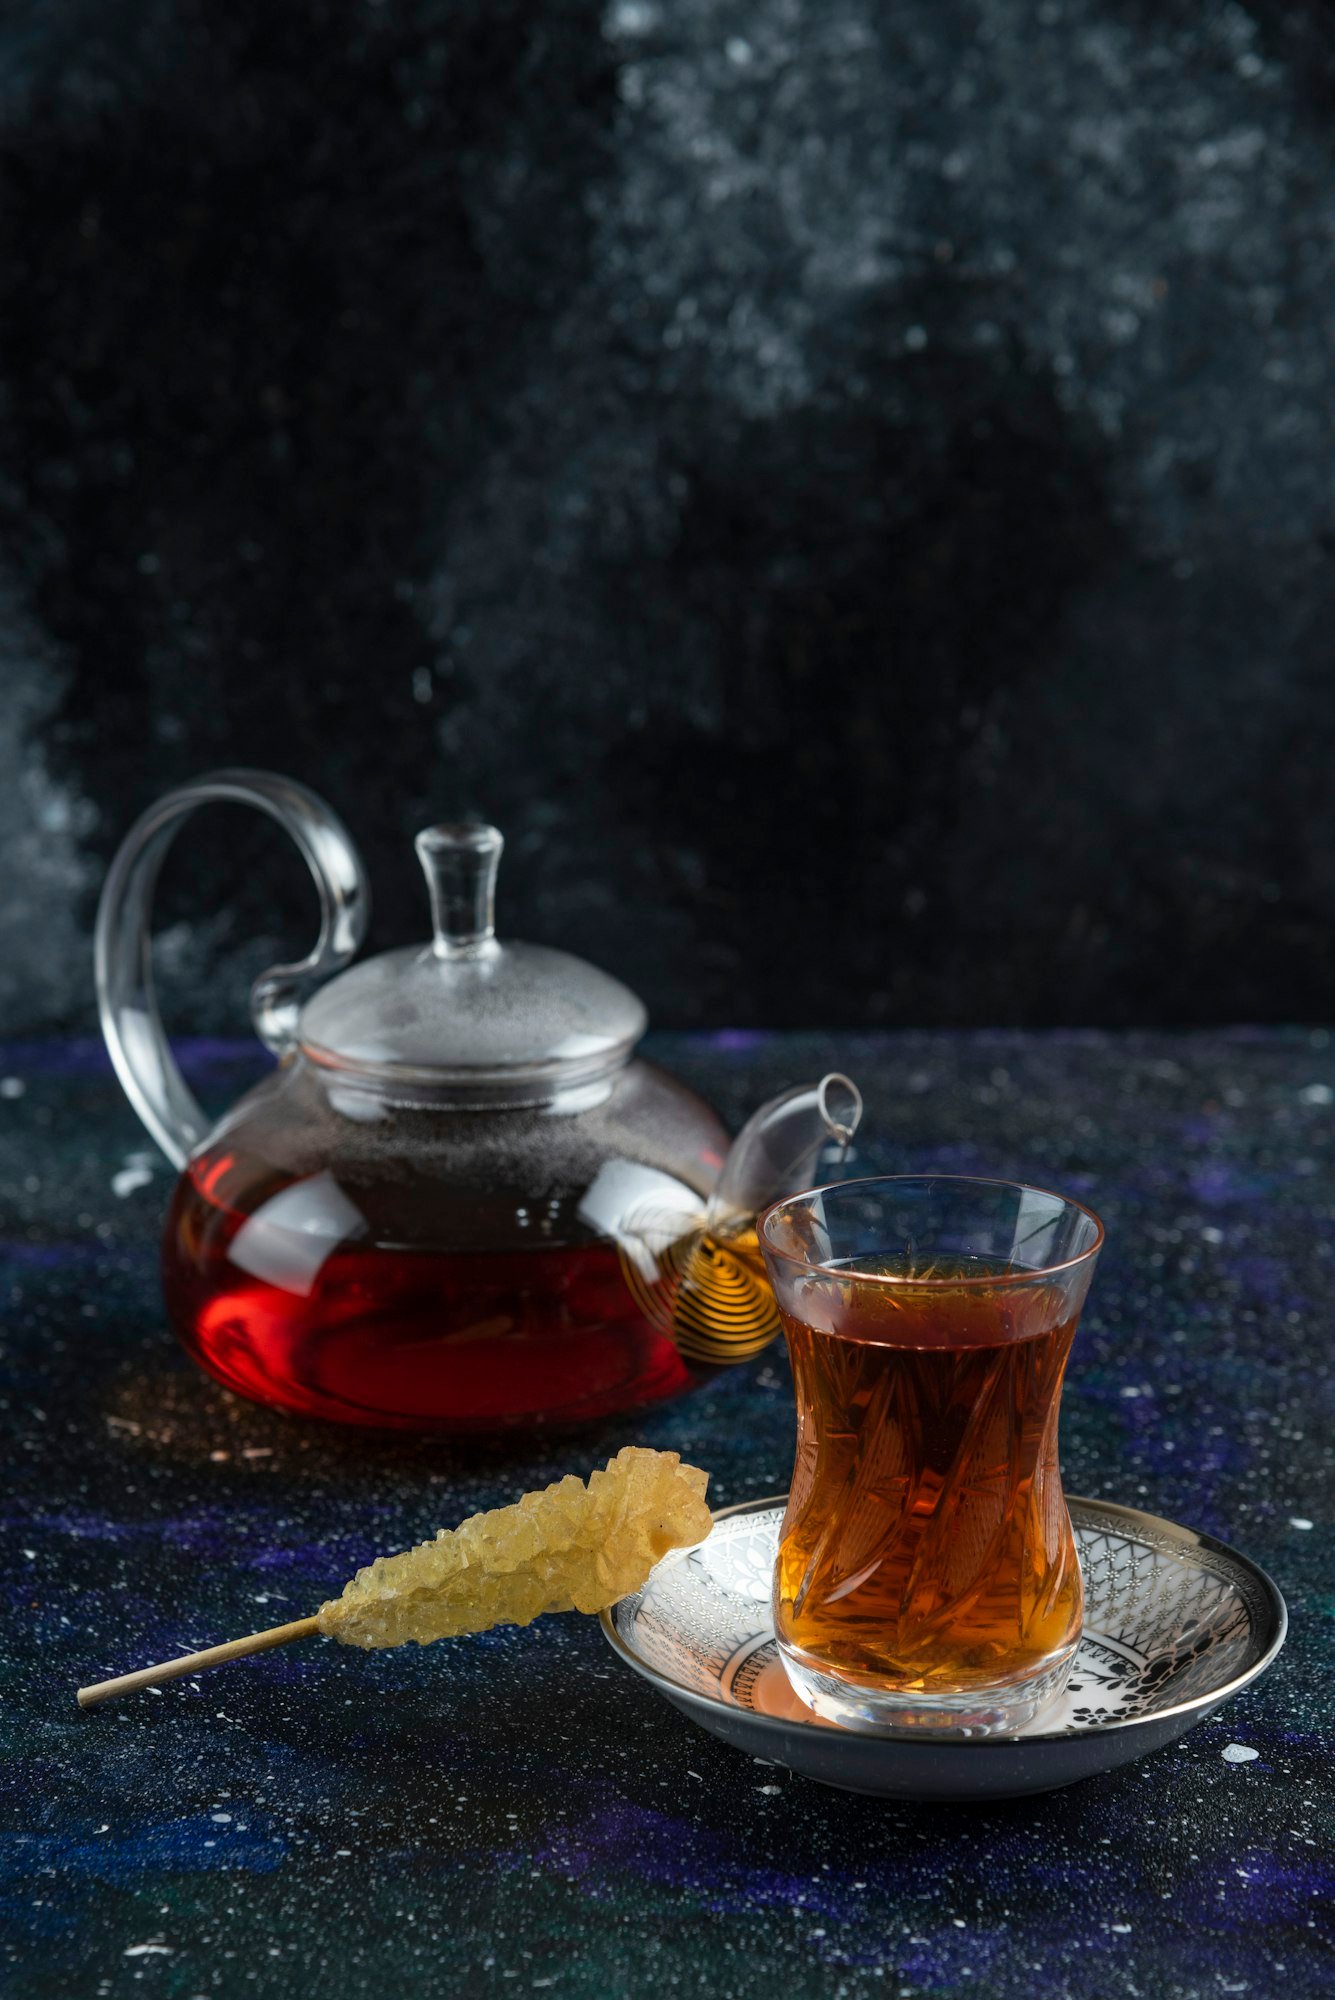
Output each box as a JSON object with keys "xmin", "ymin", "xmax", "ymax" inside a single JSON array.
[{"xmin": 760, "ymin": 1176, "xmax": 1104, "ymax": 1733}]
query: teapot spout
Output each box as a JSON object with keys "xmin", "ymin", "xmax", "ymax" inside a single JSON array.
[
  {"xmin": 707, "ymin": 1073, "xmax": 863, "ymax": 1236},
  {"xmin": 586, "ymin": 1072, "xmax": 863, "ymax": 1374}
]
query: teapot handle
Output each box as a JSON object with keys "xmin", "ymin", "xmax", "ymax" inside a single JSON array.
[{"xmin": 94, "ymin": 769, "xmax": 370, "ymax": 1169}]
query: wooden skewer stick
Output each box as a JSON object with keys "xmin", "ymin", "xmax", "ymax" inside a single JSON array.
[{"xmin": 76, "ymin": 1615, "xmax": 321, "ymax": 1710}]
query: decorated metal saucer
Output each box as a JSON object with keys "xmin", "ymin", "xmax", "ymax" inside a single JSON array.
[{"xmin": 600, "ymin": 1495, "xmax": 1286, "ymax": 1800}]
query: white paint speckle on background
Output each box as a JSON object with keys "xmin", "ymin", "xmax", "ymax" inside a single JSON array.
[
  {"xmin": 1222, "ymin": 1743, "xmax": 1260, "ymax": 1764},
  {"xmin": 1288, "ymin": 1517, "xmax": 1313, "ymax": 1530},
  {"xmin": 1299, "ymin": 1083, "xmax": 1333, "ymax": 1105},
  {"xmin": 0, "ymin": 612, "xmax": 97, "ymax": 1031},
  {"xmin": 111, "ymin": 1166, "xmax": 154, "ymax": 1198}
]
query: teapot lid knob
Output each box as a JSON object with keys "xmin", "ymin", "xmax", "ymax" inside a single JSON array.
[
  {"xmin": 299, "ymin": 814, "xmax": 647, "ymax": 1097},
  {"xmin": 415, "ymin": 822, "xmax": 503, "ymax": 958}
]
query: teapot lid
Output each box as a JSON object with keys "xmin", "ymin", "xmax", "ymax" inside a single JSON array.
[{"xmin": 297, "ymin": 824, "xmax": 647, "ymax": 1101}]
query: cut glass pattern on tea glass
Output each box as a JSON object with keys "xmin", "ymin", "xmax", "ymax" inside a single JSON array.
[{"xmin": 610, "ymin": 1499, "xmax": 1278, "ymax": 1734}]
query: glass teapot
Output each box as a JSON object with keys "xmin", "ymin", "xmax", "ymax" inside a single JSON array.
[{"xmin": 96, "ymin": 770, "xmax": 862, "ymax": 1432}]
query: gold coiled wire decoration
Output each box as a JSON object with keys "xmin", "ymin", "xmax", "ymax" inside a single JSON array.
[{"xmin": 614, "ymin": 1202, "xmax": 781, "ymax": 1367}]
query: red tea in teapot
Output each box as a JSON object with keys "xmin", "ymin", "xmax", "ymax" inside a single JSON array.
[{"xmin": 164, "ymin": 1149, "xmax": 702, "ymax": 1431}]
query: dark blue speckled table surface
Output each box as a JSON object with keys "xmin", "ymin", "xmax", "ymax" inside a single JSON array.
[{"xmin": 2, "ymin": 1031, "xmax": 1331, "ymax": 1999}]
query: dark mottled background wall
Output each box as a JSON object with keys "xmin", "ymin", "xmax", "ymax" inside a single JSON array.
[{"xmin": 1, "ymin": 0, "xmax": 1331, "ymax": 1034}]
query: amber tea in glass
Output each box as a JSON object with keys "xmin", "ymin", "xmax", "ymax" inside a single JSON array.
[{"xmin": 760, "ymin": 1176, "xmax": 1103, "ymax": 1732}]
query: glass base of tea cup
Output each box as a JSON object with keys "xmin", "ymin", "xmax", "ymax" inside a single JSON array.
[{"xmin": 777, "ymin": 1640, "xmax": 1078, "ymax": 1737}]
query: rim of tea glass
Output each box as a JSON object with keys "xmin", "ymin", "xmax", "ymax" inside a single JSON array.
[
  {"xmin": 600, "ymin": 1493, "xmax": 1289, "ymax": 1748},
  {"xmin": 758, "ymin": 1173, "xmax": 1106, "ymax": 1288}
]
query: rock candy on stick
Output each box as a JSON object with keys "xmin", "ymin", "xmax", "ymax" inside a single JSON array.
[
  {"xmin": 76, "ymin": 1447, "xmax": 711, "ymax": 1706},
  {"xmin": 319, "ymin": 1446, "xmax": 712, "ymax": 1648}
]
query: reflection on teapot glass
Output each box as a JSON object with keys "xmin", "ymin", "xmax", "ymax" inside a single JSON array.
[
  {"xmin": 98, "ymin": 771, "xmax": 862, "ymax": 1432},
  {"xmin": 161, "ymin": 1064, "xmax": 729, "ymax": 1429}
]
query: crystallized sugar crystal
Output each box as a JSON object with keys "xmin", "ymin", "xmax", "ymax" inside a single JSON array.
[{"xmin": 318, "ymin": 1447, "xmax": 711, "ymax": 1649}]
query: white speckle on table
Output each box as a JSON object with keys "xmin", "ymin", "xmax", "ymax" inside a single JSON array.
[
  {"xmin": 123, "ymin": 1944, "xmax": 173, "ymax": 1958},
  {"xmin": 1298, "ymin": 1083, "xmax": 1332, "ymax": 1104},
  {"xmin": 1288, "ymin": 1517, "xmax": 1313, "ymax": 1530},
  {"xmin": 1110, "ymin": 1923, "xmax": 1132, "ymax": 1933},
  {"xmin": 0, "ymin": 1076, "xmax": 25, "ymax": 1098},
  {"xmin": 1222, "ymin": 1743, "xmax": 1260, "ymax": 1764},
  {"xmin": 111, "ymin": 1165, "xmax": 153, "ymax": 1197}
]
